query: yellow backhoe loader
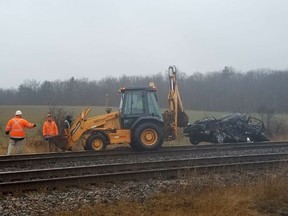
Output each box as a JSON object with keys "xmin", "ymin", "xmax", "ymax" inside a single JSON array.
[{"xmin": 51, "ymin": 66, "xmax": 188, "ymax": 151}]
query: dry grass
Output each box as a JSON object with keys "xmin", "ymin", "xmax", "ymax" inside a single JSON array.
[
  {"xmin": 0, "ymin": 105, "xmax": 116, "ymax": 154},
  {"xmin": 0, "ymin": 105, "xmax": 216, "ymax": 155},
  {"xmin": 54, "ymin": 176, "xmax": 288, "ymax": 216},
  {"xmin": 4, "ymin": 105, "xmax": 287, "ymax": 154}
]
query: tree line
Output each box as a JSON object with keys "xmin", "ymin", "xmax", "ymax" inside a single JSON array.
[{"xmin": 1, "ymin": 67, "xmax": 288, "ymax": 113}]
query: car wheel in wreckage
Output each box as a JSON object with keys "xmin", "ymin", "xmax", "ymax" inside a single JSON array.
[
  {"xmin": 213, "ymin": 131, "xmax": 226, "ymax": 143},
  {"xmin": 189, "ymin": 135, "xmax": 200, "ymax": 145}
]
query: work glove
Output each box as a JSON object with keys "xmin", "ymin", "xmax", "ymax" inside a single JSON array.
[
  {"xmin": 33, "ymin": 124, "xmax": 37, "ymax": 127},
  {"xmin": 5, "ymin": 131, "xmax": 9, "ymax": 135}
]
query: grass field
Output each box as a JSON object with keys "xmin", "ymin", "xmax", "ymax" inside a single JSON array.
[
  {"xmin": 1, "ymin": 106, "xmax": 288, "ymax": 215},
  {"xmin": 0, "ymin": 105, "xmax": 227, "ymax": 136},
  {"xmin": 0, "ymin": 105, "xmax": 229, "ymax": 155},
  {"xmin": 0, "ymin": 105, "xmax": 115, "ymax": 154},
  {"xmin": 2, "ymin": 105, "xmax": 283, "ymax": 155}
]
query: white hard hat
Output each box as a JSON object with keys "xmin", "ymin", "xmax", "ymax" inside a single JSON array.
[{"xmin": 15, "ymin": 110, "xmax": 22, "ymax": 116}]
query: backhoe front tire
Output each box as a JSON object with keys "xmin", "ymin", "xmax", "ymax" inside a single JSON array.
[
  {"xmin": 85, "ymin": 133, "xmax": 107, "ymax": 151},
  {"xmin": 131, "ymin": 122, "xmax": 163, "ymax": 151}
]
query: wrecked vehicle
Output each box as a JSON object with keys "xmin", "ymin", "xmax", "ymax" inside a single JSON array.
[{"xmin": 183, "ymin": 113, "xmax": 269, "ymax": 145}]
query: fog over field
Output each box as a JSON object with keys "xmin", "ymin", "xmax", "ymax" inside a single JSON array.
[{"xmin": 0, "ymin": 0, "xmax": 288, "ymax": 89}]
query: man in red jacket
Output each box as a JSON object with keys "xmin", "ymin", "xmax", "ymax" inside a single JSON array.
[{"xmin": 5, "ymin": 110, "xmax": 36, "ymax": 155}]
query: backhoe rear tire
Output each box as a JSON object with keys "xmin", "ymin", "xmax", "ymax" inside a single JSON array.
[
  {"xmin": 131, "ymin": 122, "xmax": 163, "ymax": 151},
  {"xmin": 85, "ymin": 133, "xmax": 107, "ymax": 151}
]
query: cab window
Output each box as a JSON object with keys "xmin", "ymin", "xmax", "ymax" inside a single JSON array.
[{"xmin": 123, "ymin": 91, "xmax": 145, "ymax": 115}]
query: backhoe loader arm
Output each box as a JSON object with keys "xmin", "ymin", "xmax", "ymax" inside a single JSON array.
[
  {"xmin": 65, "ymin": 107, "xmax": 120, "ymax": 148},
  {"xmin": 163, "ymin": 66, "xmax": 189, "ymax": 140},
  {"xmin": 168, "ymin": 65, "xmax": 185, "ymax": 122}
]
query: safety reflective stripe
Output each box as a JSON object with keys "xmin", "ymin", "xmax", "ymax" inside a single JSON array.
[
  {"xmin": 9, "ymin": 118, "xmax": 26, "ymax": 138},
  {"xmin": 11, "ymin": 119, "xmax": 24, "ymax": 132},
  {"xmin": 64, "ymin": 120, "xmax": 71, "ymax": 129}
]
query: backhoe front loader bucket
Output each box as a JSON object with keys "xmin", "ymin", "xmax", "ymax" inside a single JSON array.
[{"xmin": 49, "ymin": 135, "xmax": 71, "ymax": 151}]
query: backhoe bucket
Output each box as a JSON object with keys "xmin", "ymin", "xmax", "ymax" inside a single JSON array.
[
  {"xmin": 49, "ymin": 135, "xmax": 71, "ymax": 151},
  {"xmin": 178, "ymin": 111, "xmax": 189, "ymax": 127},
  {"xmin": 163, "ymin": 110, "xmax": 189, "ymax": 141}
]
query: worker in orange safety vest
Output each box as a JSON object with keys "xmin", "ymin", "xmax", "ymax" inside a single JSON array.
[
  {"xmin": 5, "ymin": 110, "xmax": 36, "ymax": 155},
  {"xmin": 42, "ymin": 113, "xmax": 59, "ymax": 139},
  {"xmin": 42, "ymin": 113, "xmax": 59, "ymax": 151}
]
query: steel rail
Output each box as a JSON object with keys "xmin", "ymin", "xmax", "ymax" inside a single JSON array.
[
  {"xmin": 0, "ymin": 141, "xmax": 287, "ymax": 170},
  {"xmin": 0, "ymin": 141, "xmax": 286, "ymax": 162},
  {"xmin": 1, "ymin": 141, "xmax": 285, "ymax": 161},
  {"xmin": 1, "ymin": 152, "xmax": 287, "ymax": 182},
  {"xmin": 0, "ymin": 153, "xmax": 287, "ymax": 193}
]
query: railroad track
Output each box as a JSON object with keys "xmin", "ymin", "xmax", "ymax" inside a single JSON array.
[
  {"xmin": 0, "ymin": 152, "xmax": 287, "ymax": 193},
  {"xmin": 0, "ymin": 141, "xmax": 287, "ymax": 171}
]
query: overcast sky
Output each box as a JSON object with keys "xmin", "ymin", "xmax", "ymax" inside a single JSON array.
[{"xmin": 0, "ymin": 0, "xmax": 287, "ymax": 89}]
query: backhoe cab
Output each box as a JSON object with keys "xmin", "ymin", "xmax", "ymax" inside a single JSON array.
[
  {"xmin": 50, "ymin": 66, "xmax": 188, "ymax": 151},
  {"xmin": 118, "ymin": 84, "xmax": 165, "ymax": 150}
]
